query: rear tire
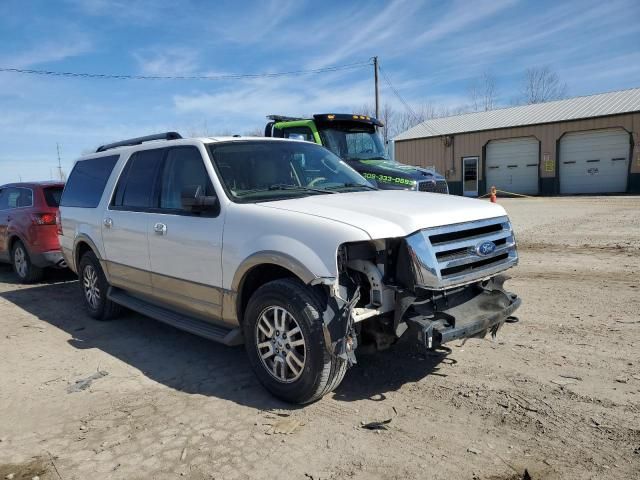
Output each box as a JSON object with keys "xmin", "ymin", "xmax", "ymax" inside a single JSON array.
[
  {"xmin": 12, "ymin": 240, "xmax": 44, "ymax": 284},
  {"xmin": 243, "ymin": 278, "xmax": 347, "ymax": 404},
  {"xmin": 78, "ymin": 251, "xmax": 122, "ymax": 321}
]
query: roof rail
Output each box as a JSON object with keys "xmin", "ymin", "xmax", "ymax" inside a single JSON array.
[{"xmin": 95, "ymin": 132, "xmax": 183, "ymax": 153}]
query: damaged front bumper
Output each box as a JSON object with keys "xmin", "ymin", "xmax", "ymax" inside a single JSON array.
[{"xmin": 404, "ymin": 275, "xmax": 521, "ymax": 350}]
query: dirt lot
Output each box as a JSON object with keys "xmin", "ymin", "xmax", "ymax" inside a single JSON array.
[{"xmin": 0, "ymin": 196, "xmax": 638, "ymax": 480}]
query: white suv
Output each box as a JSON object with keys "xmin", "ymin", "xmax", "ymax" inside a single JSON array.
[{"xmin": 58, "ymin": 132, "xmax": 520, "ymax": 403}]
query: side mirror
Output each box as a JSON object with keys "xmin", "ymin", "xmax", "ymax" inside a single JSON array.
[
  {"xmin": 367, "ymin": 178, "xmax": 379, "ymax": 188},
  {"xmin": 181, "ymin": 185, "xmax": 218, "ymax": 213}
]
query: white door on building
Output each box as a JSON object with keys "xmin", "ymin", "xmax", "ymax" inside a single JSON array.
[
  {"xmin": 559, "ymin": 129, "xmax": 630, "ymax": 194},
  {"xmin": 486, "ymin": 137, "xmax": 539, "ymax": 195}
]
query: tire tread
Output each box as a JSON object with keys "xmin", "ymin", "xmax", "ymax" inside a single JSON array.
[{"xmin": 244, "ymin": 278, "xmax": 348, "ymax": 404}]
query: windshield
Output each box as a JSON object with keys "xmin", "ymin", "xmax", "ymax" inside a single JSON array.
[
  {"xmin": 318, "ymin": 124, "xmax": 387, "ymax": 161},
  {"xmin": 208, "ymin": 141, "xmax": 375, "ymax": 203}
]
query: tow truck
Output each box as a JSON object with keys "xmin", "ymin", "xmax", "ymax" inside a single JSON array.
[{"xmin": 264, "ymin": 114, "xmax": 449, "ymax": 193}]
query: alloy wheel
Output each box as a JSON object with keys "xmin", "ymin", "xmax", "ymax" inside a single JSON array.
[
  {"xmin": 13, "ymin": 246, "xmax": 27, "ymax": 278},
  {"xmin": 255, "ymin": 306, "xmax": 307, "ymax": 383},
  {"xmin": 83, "ymin": 264, "xmax": 101, "ymax": 310}
]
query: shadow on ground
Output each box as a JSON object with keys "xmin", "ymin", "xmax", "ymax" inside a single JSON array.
[
  {"xmin": 0, "ymin": 275, "xmax": 447, "ymax": 409},
  {"xmin": 0, "ymin": 262, "xmax": 77, "ymax": 285}
]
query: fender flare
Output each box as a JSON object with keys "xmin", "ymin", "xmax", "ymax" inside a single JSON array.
[{"xmin": 231, "ymin": 250, "xmax": 320, "ymax": 293}]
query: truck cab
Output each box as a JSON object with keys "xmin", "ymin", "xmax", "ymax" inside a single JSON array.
[{"xmin": 265, "ymin": 113, "xmax": 448, "ymax": 194}]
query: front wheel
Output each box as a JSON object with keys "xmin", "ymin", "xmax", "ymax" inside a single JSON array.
[{"xmin": 243, "ymin": 278, "xmax": 347, "ymax": 404}]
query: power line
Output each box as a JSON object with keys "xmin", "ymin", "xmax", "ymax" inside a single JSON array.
[
  {"xmin": 378, "ymin": 63, "xmax": 441, "ymax": 138},
  {"xmin": 0, "ymin": 60, "xmax": 372, "ymax": 81}
]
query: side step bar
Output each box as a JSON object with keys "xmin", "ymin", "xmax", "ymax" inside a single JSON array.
[{"xmin": 107, "ymin": 287, "xmax": 243, "ymax": 346}]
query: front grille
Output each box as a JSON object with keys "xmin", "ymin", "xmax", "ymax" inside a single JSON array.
[
  {"xmin": 405, "ymin": 216, "xmax": 518, "ymax": 289},
  {"xmin": 418, "ymin": 179, "xmax": 449, "ymax": 194}
]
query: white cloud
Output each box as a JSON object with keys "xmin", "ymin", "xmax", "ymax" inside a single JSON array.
[
  {"xmin": 173, "ymin": 74, "xmax": 374, "ymax": 125},
  {"xmin": 412, "ymin": 0, "xmax": 517, "ymax": 46},
  {"xmin": 207, "ymin": 0, "xmax": 302, "ymax": 45},
  {"xmin": 64, "ymin": 0, "xmax": 178, "ymax": 22},
  {"xmin": 133, "ymin": 48, "xmax": 200, "ymax": 76},
  {"xmin": 0, "ymin": 36, "xmax": 93, "ymax": 68},
  {"xmin": 308, "ymin": 0, "xmax": 422, "ymax": 69}
]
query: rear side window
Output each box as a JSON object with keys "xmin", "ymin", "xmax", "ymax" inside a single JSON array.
[
  {"xmin": 61, "ymin": 155, "xmax": 119, "ymax": 208},
  {"xmin": 43, "ymin": 187, "xmax": 63, "ymax": 207},
  {"xmin": 1, "ymin": 187, "xmax": 33, "ymax": 209},
  {"xmin": 112, "ymin": 149, "xmax": 164, "ymax": 210}
]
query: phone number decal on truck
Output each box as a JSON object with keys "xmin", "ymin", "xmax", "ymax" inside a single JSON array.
[{"xmin": 362, "ymin": 172, "xmax": 415, "ymax": 187}]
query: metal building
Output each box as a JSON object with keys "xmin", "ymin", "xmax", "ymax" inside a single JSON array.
[{"xmin": 394, "ymin": 88, "xmax": 640, "ymax": 196}]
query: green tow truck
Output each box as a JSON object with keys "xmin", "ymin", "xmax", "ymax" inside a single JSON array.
[{"xmin": 264, "ymin": 113, "xmax": 448, "ymax": 193}]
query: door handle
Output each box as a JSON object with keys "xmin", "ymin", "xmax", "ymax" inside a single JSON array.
[
  {"xmin": 154, "ymin": 223, "xmax": 167, "ymax": 235},
  {"xmin": 103, "ymin": 217, "xmax": 113, "ymax": 228}
]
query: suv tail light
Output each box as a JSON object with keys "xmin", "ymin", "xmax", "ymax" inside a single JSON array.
[
  {"xmin": 55, "ymin": 211, "xmax": 63, "ymax": 235},
  {"xmin": 31, "ymin": 212, "xmax": 57, "ymax": 226}
]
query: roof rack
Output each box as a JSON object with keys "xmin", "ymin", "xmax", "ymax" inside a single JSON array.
[
  {"xmin": 95, "ymin": 132, "xmax": 183, "ymax": 153},
  {"xmin": 266, "ymin": 114, "xmax": 305, "ymax": 122}
]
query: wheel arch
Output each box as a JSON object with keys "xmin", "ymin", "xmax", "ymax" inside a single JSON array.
[
  {"xmin": 72, "ymin": 235, "xmax": 108, "ymax": 279},
  {"xmin": 7, "ymin": 233, "xmax": 28, "ymax": 256},
  {"xmin": 232, "ymin": 251, "xmax": 330, "ymax": 326}
]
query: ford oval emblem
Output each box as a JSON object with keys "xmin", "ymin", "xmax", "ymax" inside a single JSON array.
[{"xmin": 476, "ymin": 241, "xmax": 496, "ymax": 256}]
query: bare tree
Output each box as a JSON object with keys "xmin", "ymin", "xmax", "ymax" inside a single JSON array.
[
  {"xmin": 520, "ymin": 66, "xmax": 568, "ymax": 104},
  {"xmin": 469, "ymin": 72, "xmax": 497, "ymax": 111},
  {"xmin": 243, "ymin": 126, "xmax": 265, "ymax": 137}
]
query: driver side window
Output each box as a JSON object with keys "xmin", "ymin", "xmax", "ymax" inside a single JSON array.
[
  {"xmin": 283, "ymin": 127, "xmax": 314, "ymax": 142},
  {"xmin": 160, "ymin": 147, "xmax": 215, "ymax": 212}
]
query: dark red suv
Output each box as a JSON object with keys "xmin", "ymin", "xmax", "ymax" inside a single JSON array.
[{"xmin": 0, "ymin": 182, "xmax": 66, "ymax": 282}]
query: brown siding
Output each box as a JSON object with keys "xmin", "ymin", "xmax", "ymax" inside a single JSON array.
[{"xmin": 395, "ymin": 112, "xmax": 640, "ymax": 183}]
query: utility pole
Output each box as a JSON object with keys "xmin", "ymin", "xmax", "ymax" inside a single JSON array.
[
  {"xmin": 373, "ymin": 56, "xmax": 379, "ymax": 120},
  {"xmin": 56, "ymin": 143, "xmax": 64, "ymax": 181}
]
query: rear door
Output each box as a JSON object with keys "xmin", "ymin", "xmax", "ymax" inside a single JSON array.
[
  {"xmin": 146, "ymin": 146, "xmax": 225, "ymax": 322},
  {"xmin": 1, "ymin": 187, "xmax": 34, "ymax": 253},
  {"xmin": 102, "ymin": 148, "xmax": 164, "ymax": 296}
]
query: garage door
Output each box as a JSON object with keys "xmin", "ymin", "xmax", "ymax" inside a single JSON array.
[
  {"xmin": 559, "ymin": 129, "xmax": 630, "ymax": 194},
  {"xmin": 486, "ymin": 137, "xmax": 539, "ymax": 195}
]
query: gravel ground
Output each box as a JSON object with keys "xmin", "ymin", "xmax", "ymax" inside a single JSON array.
[{"xmin": 0, "ymin": 196, "xmax": 638, "ymax": 480}]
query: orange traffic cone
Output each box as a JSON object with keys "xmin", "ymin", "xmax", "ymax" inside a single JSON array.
[{"xmin": 490, "ymin": 186, "xmax": 497, "ymax": 203}]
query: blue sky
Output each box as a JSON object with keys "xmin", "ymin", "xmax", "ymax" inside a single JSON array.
[{"xmin": 1, "ymin": 0, "xmax": 639, "ymax": 184}]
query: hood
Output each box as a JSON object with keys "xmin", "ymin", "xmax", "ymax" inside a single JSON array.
[
  {"xmin": 259, "ymin": 190, "xmax": 507, "ymax": 239},
  {"xmin": 355, "ymin": 159, "xmax": 445, "ymax": 181}
]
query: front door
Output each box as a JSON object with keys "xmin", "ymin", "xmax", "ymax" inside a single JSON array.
[
  {"xmin": 102, "ymin": 148, "xmax": 165, "ymax": 296},
  {"xmin": 463, "ymin": 157, "xmax": 479, "ymax": 197},
  {"xmin": 146, "ymin": 146, "xmax": 225, "ymax": 323}
]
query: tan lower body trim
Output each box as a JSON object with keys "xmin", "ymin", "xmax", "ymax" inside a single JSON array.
[{"xmin": 103, "ymin": 260, "xmax": 237, "ymax": 327}]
